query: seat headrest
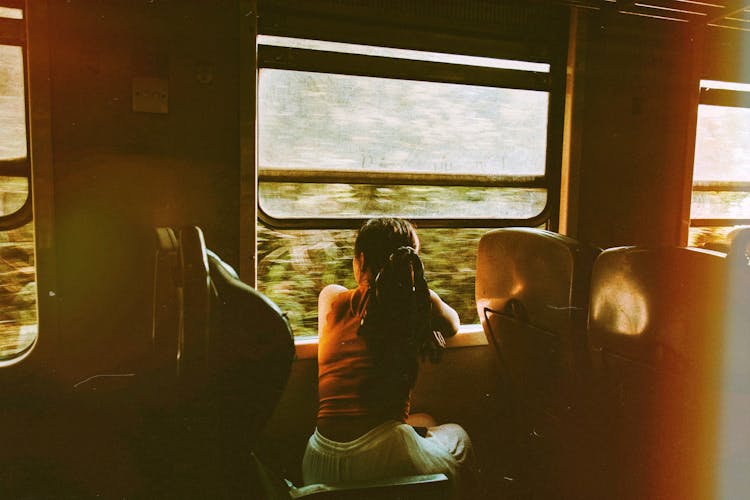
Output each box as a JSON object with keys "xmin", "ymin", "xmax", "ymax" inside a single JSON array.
[
  {"xmin": 476, "ymin": 228, "xmax": 598, "ymax": 332},
  {"xmin": 588, "ymin": 246, "xmax": 727, "ymax": 366},
  {"xmin": 206, "ymin": 251, "xmax": 294, "ymax": 363}
]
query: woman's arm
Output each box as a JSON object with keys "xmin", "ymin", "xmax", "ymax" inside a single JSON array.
[{"xmin": 429, "ymin": 289, "xmax": 460, "ymax": 338}]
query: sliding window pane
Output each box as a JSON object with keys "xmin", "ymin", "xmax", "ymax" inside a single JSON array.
[
  {"xmin": 259, "ymin": 70, "xmax": 548, "ymax": 176},
  {"xmin": 0, "ymin": 44, "xmax": 27, "ymax": 162},
  {"xmin": 0, "ymin": 44, "xmax": 29, "ymax": 218},
  {"xmin": 693, "ymin": 105, "xmax": 750, "ymax": 183}
]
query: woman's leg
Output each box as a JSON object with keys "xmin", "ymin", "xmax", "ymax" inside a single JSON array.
[{"xmin": 425, "ymin": 423, "xmax": 478, "ymax": 499}]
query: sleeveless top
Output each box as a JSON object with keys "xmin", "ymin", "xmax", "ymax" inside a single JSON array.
[{"xmin": 317, "ymin": 286, "xmax": 411, "ymax": 423}]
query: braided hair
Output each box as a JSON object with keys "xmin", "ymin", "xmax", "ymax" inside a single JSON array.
[{"xmin": 355, "ymin": 218, "xmax": 444, "ymax": 398}]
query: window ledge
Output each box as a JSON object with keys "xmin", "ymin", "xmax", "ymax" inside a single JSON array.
[{"xmin": 294, "ymin": 324, "xmax": 487, "ymax": 360}]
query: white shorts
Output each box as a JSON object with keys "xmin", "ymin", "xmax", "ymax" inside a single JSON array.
[{"xmin": 301, "ymin": 420, "xmax": 472, "ymax": 486}]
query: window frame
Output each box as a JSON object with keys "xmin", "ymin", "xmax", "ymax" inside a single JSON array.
[
  {"xmin": 0, "ymin": 0, "xmax": 57, "ymax": 369},
  {"xmin": 0, "ymin": 7, "xmax": 33, "ymax": 231},
  {"xmin": 255, "ymin": 36, "xmax": 565, "ymax": 230},
  {"xmin": 689, "ymin": 82, "xmax": 750, "ymax": 229}
]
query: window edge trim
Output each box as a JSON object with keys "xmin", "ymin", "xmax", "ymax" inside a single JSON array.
[{"xmin": 293, "ymin": 326, "xmax": 487, "ymax": 360}]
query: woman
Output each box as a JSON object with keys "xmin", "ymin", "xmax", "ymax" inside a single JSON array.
[{"xmin": 302, "ymin": 218, "xmax": 473, "ymax": 489}]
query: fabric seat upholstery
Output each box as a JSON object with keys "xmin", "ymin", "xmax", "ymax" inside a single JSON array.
[
  {"xmin": 587, "ymin": 246, "xmax": 728, "ymax": 500},
  {"xmin": 475, "ymin": 228, "xmax": 599, "ymax": 498}
]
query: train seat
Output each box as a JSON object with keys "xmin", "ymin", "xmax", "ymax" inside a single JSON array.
[
  {"xmin": 475, "ymin": 227, "xmax": 599, "ymax": 497},
  {"xmin": 204, "ymin": 245, "xmax": 296, "ymax": 444},
  {"xmin": 587, "ymin": 246, "xmax": 728, "ymax": 500},
  {"xmin": 146, "ymin": 226, "xmax": 295, "ymax": 497}
]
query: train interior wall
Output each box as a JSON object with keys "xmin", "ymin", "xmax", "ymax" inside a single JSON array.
[
  {"xmin": 1, "ymin": 0, "xmax": 747, "ymax": 497},
  {"xmin": 575, "ymin": 14, "xmax": 697, "ymax": 248},
  {"xmin": 49, "ymin": 0, "xmax": 241, "ymax": 381}
]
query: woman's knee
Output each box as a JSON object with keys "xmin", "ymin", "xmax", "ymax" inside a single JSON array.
[
  {"xmin": 427, "ymin": 423, "xmax": 472, "ymax": 462},
  {"xmin": 407, "ymin": 412, "xmax": 438, "ymax": 428}
]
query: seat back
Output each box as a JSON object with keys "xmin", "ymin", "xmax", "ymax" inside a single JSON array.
[
  {"xmin": 205, "ymin": 248, "xmax": 295, "ymax": 446},
  {"xmin": 147, "ymin": 226, "xmax": 294, "ymax": 497},
  {"xmin": 475, "ymin": 228, "xmax": 598, "ymax": 496},
  {"xmin": 588, "ymin": 246, "xmax": 728, "ymax": 500}
]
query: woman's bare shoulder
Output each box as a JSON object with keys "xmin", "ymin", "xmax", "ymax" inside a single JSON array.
[
  {"xmin": 319, "ymin": 284, "xmax": 348, "ymax": 304},
  {"xmin": 318, "ymin": 284, "xmax": 350, "ymax": 336}
]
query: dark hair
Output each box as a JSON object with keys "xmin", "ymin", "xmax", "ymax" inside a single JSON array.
[
  {"xmin": 354, "ymin": 218, "xmax": 419, "ymax": 275},
  {"xmin": 355, "ymin": 218, "xmax": 443, "ymax": 396}
]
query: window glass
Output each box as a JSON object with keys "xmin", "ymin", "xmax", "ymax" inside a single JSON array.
[
  {"xmin": 688, "ymin": 226, "xmax": 738, "ymax": 249},
  {"xmin": 690, "ymin": 191, "xmax": 750, "ymax": 220},
  {"xmin": 258, "ymin": 69, "xmax": 549, "ymax": 221},
  {"xmin": 689, "ymin": 84, "xmax": 750, "ymax": 248},
  {"xmin": 0, "ymin": 220, "xmax": 36, "ymax": 359},
  {"xmin": 0, "ymin": 7, "xmax": 23, "ymax": 19},
  {"xmin": 260, "ymin": 184, "xmax": 546, "ymax": 220},
  {"xmin": 693, "ymin": 104, "xmax": 750, "ymax": 183},
  {"xmin": 0, "ymin": 44, "xmax": 27, "ymax": 162},
  {"xmin": 0, "ymin": 175, "xmax": 27, "ymax": 217},
  {"xmin": 259, "ymin": 70, "xmax": 548, "ymax": 176},
  {"xmin": 0, "ymin": 43, "xmax": 29, "ymax": 218}
]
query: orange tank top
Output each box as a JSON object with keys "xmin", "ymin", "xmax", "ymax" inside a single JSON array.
[{"xmin": 317, "ymin": 287, "xmax": 411, "ymax": 423}]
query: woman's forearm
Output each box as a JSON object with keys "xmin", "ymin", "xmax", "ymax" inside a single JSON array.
[{"xmin": 429, "ymin": 289, "xmax": 460, "ymax": 337}]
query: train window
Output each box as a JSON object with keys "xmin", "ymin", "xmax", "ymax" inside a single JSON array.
[
  {"xmin": 256, "ymin": 35, "xmax": 558, "ymax": 337},
  {"xmin": 688, "ymin": 80, "xmax": 750, "ymax": 248},
  {"xmin": 0, "ymin": 5, "xmax": 37, "ymax": 360},
  {"xmin": 257, "ymin": 36, "xmax": 551, "ymax": 227},
  {"xmin": 0, "ymin": 6, "xmax": 22, "ymax": 19}
]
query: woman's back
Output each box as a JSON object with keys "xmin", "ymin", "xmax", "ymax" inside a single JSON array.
[
  {"xmin": 317, "ymin": 285, "xmax": 412, "ymax": 441},
  {"xmin": 303, "ymin": 218, "xmax": 471, "ymax": 490}
]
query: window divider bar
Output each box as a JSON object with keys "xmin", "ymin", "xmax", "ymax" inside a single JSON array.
[
  {"xmin": 259, "ymin": 168, "xmax": 546, "ymax": 188},
  {"xmin": 259, "ymin": 211, "xmax": 552, "ymax": 230},
  {"xmin": 0, "ymin": 17, "xmax": 25, "ymax": 44},
  {"xmin": 699, "ymin": 88, "xmax": 750, "ymax": 108},
  {"xmin": 0, "ymin": 158, "xmax": 30, "ymax": 178},
  {"xmin": 0, "ymin": 0, "xmax": 23, "ymax": 9},
  {"xmin": 692, "ymin": 180, "xmax": 750, "ymax": 192},
  {"xmin": 690, "ymin": 218, "xmax": 750, "ymax": 227}
]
